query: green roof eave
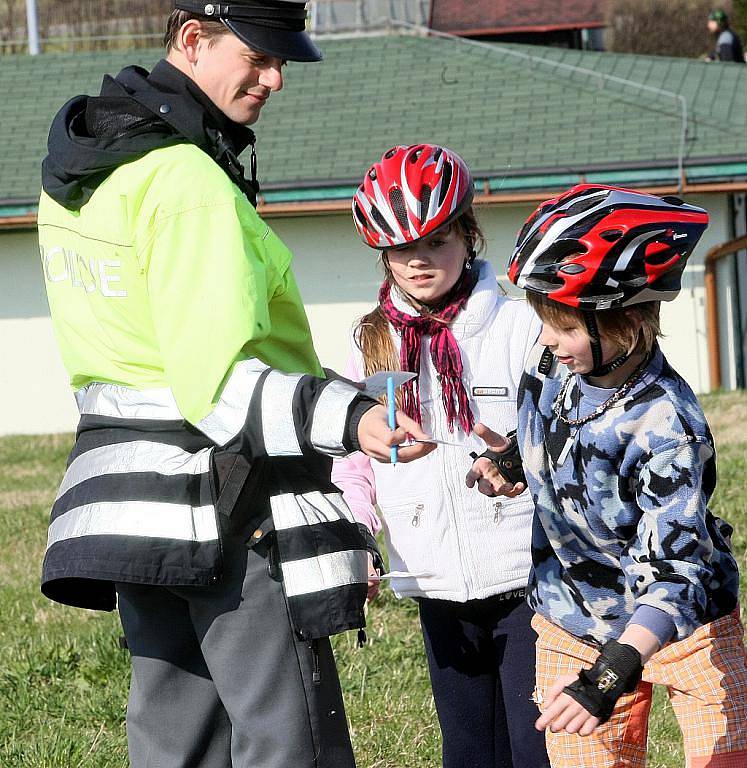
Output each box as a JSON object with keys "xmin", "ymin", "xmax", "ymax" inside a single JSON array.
[
  {"xmin": 3, "ymin": 161, "xmax": 747, "ymax": 222},
  {"xmin": 0, "ymin": 203, "xmax": 38, "ymax": 217},
  {"xmin": 260, "ymin": 185, "xmax": 358, "ymax": 203}
]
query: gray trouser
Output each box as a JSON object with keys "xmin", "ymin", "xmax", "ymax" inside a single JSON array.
[{"xmin": 116, "ymin": 532, "xmax": 356, "ymax": 768}]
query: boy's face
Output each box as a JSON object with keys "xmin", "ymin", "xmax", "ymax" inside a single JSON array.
[{"xmin": 538, "ymin": 318, "xmax": 621, "ymax": 375}]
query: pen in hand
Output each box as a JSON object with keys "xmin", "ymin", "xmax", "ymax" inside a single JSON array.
[{"xmin": 387, "ymin": 375, "xmax": 398, "ymax": 466}]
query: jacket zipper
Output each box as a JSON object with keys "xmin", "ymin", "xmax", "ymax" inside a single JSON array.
[{"xmin": 433, "ymin": 375, "xmax": 475, "ymax": 598}]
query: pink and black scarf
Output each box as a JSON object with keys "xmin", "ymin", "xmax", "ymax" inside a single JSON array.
[{"xmin": 379, "ymin": 270, "xmax": 478, "ymax": 434}]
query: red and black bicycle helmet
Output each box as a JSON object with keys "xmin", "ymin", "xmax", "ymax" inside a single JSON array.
[
  {"xmin": 508, "ymin": 184, "xmax": 709, "ymax": 310},
  {"xmin": 352, "ymin": 144, "xmax": 474, "ymax": 249}
]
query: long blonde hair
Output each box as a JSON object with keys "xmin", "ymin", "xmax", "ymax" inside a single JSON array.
[{"xmin": 355, "ymin": 207, "xmax": 486, "ymax": 380}]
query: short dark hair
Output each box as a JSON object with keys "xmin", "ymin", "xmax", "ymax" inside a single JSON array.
[{"xmin": 163, "ymin": 9, "xmax": 230, "ymax": 50}]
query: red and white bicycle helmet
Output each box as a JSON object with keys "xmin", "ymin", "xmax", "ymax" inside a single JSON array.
[
  {"xmin": 352, "ymin": 144, "xmax": 474, "ymax": 249},
  {"xmin": 508, "ymin": 184, "xmax": 709, "ymax": 309}
]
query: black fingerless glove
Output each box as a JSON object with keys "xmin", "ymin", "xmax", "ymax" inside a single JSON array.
[
  {"xmin": 563, "ymin": 640, "xmax": 643, "ymax": 723},
  {"xmin": 470, "ymin": 430, "xmax": 526, "ymax": 486}
]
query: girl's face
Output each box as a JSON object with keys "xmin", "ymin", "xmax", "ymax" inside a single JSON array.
[
  {"xmin": 538, "ymin": 318, "xmax": 623, "ymax": 375},
  {"xmin": 385, "ymin": 227, "xmax": 469, "ymax": 305}
]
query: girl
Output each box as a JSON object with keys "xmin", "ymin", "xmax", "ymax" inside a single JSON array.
[
  {"xmin": 332, "ymin": 144, "xmax": 549, "ymax": 768},
  {"xmin": 468, "ymin": 184, "xmax": 747, "ymax": 768}
]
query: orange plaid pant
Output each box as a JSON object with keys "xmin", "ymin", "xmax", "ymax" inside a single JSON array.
[{"xmin": 532, "ymin": 610, "xmax": 747, "ymax": 768}]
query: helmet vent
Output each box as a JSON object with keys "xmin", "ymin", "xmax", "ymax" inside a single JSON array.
[
  {"xmin": 419, "ymin": 185, "xmax": 432, "ymax": 224},
  {"xmin": 384, "ymin": 147, "xmax": 398, "ymax": 159},
  {"xmin": 565, "ymin": 197, "xmax": 603, "ymax": 217},
  {"xmin": 600, "ymin": 229, "xmax": 624, "ymax": 242},
  {"xmin": 438, "ymin": 162, "xmax": 453, "ymax": 206},
  {"xmin": 353, "ymin": 203, "xmax": 368, "ymax": 228},
  {"xmin": 388, "ymin": 188, "xmax": 410, "ymax": 230},
  {"xmin": 559, "ymin": 263, "xmax": 586, "ymax": 275},
  {"xmin": 370, "ymin": 206, "xmax": 395, "ymax": 238}
]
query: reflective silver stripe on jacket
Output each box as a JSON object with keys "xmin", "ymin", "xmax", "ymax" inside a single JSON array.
[
  {"xmin": 57, "ymin": 442, "xmax": 213, "ymax": 499},
  {"xmin": 76, "ymin": 382, "xmax": 183, "ymax": 420},
  {"xmin": 271, "ymin": 491, "xmax": 354, "ymax": 530},
  {"xmin": 282, "ymin": 550, "xmax": 367, "ymax": 597},
  {"xmin": 310, "ymin": 380, "xmax": 362, "ymax": 457},
  {"xmin": 74, "ymin": 360, "xmax": 359, "ymax": 458},
  {"xmin": 48, "ymin": 501, "xmax": 218, "ymax": 547},
  {"xmin": 270, "ymin": 491, "xmax": 366, "ymax": 598},
  {"xmin": 196, "ymin": 359, "xmax": 268, "ymax": 445},
  {"xmin": 262, "ymin": 370, "xmax": 304, "ymax": 456}
]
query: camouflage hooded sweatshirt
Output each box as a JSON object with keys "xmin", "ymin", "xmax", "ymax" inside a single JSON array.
[{"xmin": 517, "ymin": 343, "xmax": 739, "ymax": 647}]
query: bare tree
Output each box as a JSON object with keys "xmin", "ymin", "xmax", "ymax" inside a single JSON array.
[
  {"xmin": 606, "ymin": 0, "xmax": 727, "ymax": 58},
  {"xmin": 1, "ymin": 0, "xmax": 171, "ymax": 53}
]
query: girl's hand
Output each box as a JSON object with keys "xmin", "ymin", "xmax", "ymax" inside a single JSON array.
[
  {"xmin": 465, "ymin": 422, "xmax": 526, "ymax": 497},
  {"xmin": 535, "ymin": 674, "xmax": 601, "ymax": 736}
]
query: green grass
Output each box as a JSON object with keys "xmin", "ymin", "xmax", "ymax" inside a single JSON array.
[{"xmin": 2, "ymin": 393, "xmax": 747, "ymax": 767}]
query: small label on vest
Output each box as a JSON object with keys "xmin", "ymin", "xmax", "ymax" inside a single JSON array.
[{"xmin": 472, "ymin": 386, "xmax": 508, "ymax": 397}]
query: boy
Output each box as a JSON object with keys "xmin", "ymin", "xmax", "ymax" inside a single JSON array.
[{"xmin": 467, "ymin": 185, "xmax": 747, "ymax": 767}]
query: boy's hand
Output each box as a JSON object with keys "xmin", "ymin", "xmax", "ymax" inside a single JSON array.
[
  {"xmin": 357, "ymin": 405, "xmax": 435, "ymax": 463},
  {"xmin": 465, "ymin": 422, "xmax": 526, "ymax": 497},
  {"xmin": 535, "ymin": 675, "xmax": 601, "ymax": 736},
  {"xmin": 536, "ymin": 636, "xmax": 645, "ymax": 735}
]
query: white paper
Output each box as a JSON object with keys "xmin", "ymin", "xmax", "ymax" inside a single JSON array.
[
  {"xmin": 374, "ymin": 570, "xmax": 432, "ymax": 580},
  {"xmin": 360, "ymin": 370, "xmax": 417, "ymax": 398},
  {"xmin": 411, "ymin": 438, "xmax": 465, "ymax": 448}
]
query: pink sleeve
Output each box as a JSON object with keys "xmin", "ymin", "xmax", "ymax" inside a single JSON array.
[{"xmin": 331, "ymin": 352, "xmax": 382, "ymax": 535}]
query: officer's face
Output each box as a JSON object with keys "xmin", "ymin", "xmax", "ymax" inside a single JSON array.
[{"xmin": 191, "ymin": 31, "xmax": 284, "ymax": 125}]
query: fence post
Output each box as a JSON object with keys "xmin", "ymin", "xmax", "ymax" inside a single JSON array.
[{"xmin": 26, "ymin": 0, "xmax": 40, "ymax": 54}]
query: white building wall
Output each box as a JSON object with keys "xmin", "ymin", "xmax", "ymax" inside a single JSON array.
[
  {"xmin": 0, "ymin": 192, "xmax": 733, "ymax": 436},
  {"xmin": 287, "ymin": 197, "xmax": 724, "ymax": 393}
]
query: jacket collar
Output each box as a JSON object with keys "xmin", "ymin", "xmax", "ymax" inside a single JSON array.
[
  {"xmin": 390, "ymin": 259, "xmax": 502, "ymax": 340},
  {"xmin": 41, "ymin": 59, "xmax": 258, "ymax": 210}
]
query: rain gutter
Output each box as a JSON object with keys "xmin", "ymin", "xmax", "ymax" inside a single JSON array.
[{"xmin": 704, "ymin": 233, "xmax": 747, "ymax": 390}]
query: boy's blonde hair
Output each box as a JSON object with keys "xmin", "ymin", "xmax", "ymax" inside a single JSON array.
[{"xmin": 526, "ymin": 293, "xmax": 662, "ymax": 355}]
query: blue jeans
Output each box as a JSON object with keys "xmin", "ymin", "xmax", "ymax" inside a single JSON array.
[{"xmin": 418, "ymin": 593, "xmax": 549, "ymax": 768}]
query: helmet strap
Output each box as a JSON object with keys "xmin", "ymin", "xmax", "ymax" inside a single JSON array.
[{"xmin": 583, "ymin": 312, "xmax": 630, "ymax": 377}]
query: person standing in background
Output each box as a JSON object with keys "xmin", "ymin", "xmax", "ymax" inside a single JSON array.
[{"xmin": 707, "ymin": 9, "xmax": 745, "ymax": 62}]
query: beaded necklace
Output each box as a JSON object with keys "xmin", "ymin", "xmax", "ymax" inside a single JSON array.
[{"xmin": 552, "ymin": 354, "xmax": 651, "ymax": 427}]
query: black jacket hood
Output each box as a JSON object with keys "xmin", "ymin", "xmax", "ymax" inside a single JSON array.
[{"xmin": 41, "ymin": 60, "xmax": 258, "ymax": 210}]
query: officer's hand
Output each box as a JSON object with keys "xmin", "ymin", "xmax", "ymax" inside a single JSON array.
[
  {"xmin": 366, "ymin": 552, "xmax": 381, "ymax": 602},
  {"xmin": 357, "ymin": 405, "xmax": 435, "ymax": 463}
]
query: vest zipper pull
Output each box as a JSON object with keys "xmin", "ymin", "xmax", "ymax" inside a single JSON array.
[{"xmin": 311, "ymin": 640, "xmax": 321, "ymax": 683}]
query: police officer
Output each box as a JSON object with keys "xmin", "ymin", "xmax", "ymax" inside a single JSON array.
[{"xmin": 38, "ymin": 2, "xmax": 432, "ymax": 765}]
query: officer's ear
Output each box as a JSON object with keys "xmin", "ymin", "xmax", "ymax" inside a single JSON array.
[{"xmin": 174, "ymin": 18, "xmax": 205, "ymax": 62}]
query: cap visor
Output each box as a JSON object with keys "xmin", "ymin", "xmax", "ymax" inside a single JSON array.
[{"xmin": 224, "ymin": 19, "xmax": 322, "ymax": 62}]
